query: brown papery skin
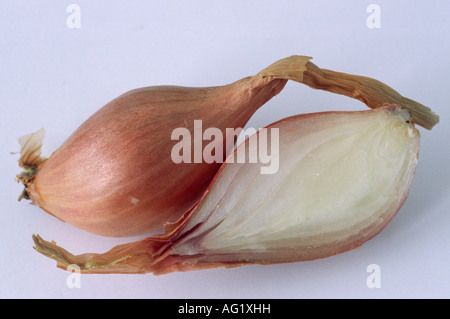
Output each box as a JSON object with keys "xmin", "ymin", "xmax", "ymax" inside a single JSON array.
[{"xmin": 28, "ymin": 77, "xmax": 288, "ymax": 237}]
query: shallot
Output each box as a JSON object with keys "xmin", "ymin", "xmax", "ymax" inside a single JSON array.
[
  {"xmin": 16, "ymin": 55, "xmax": 438, "ymax": 237},
  {"xmin": 33, "ymin": 105, "xmax": 421, "ymax": 274}
]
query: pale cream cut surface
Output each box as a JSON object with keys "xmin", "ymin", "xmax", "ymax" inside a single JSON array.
[{"xmin": 190, "ymin": 108, "xmax": 420, "ymax": 252}]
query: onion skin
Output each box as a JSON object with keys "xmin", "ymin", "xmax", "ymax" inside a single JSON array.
[
  {"xmin": 32, "ymin": 105, "xmax": 421, "ymax": 275},
  {"xmin": 17, "ymin": 55, "xmax": 437, "ymax": 237}
]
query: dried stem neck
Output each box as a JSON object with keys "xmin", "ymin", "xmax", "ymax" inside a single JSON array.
[
  {"xmin": 258, "ymin": 55, "xmax": 439, "ymax": 130},
  {"xmin": 16, "ymin": 127, "xmax": 47, "ymax": 201},
  {"xmin": 16, "ymin": 165, "xmax": 38, "ymax": 201},
  {"xmin": 32, "ymin": 234, "xmax": 165, "ymax": 274}
]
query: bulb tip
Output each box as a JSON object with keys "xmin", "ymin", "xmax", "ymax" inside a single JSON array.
[{"xmin": 382, "ymin": 103, "xmax": 412, "ymax": 124}]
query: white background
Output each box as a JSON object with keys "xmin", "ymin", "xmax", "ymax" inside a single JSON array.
[{"xmin": 1, "ymin": 1, "xmax": 449, "ymax": 299}]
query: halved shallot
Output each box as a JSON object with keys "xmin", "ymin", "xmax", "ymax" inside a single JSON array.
[
  {"xmin": 33, "ymin": 105, "xmax": 421, "ymax": 274},
  {"xmin": 16, "ymin": 55, "xmax": 438, "ymax": 237}
]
